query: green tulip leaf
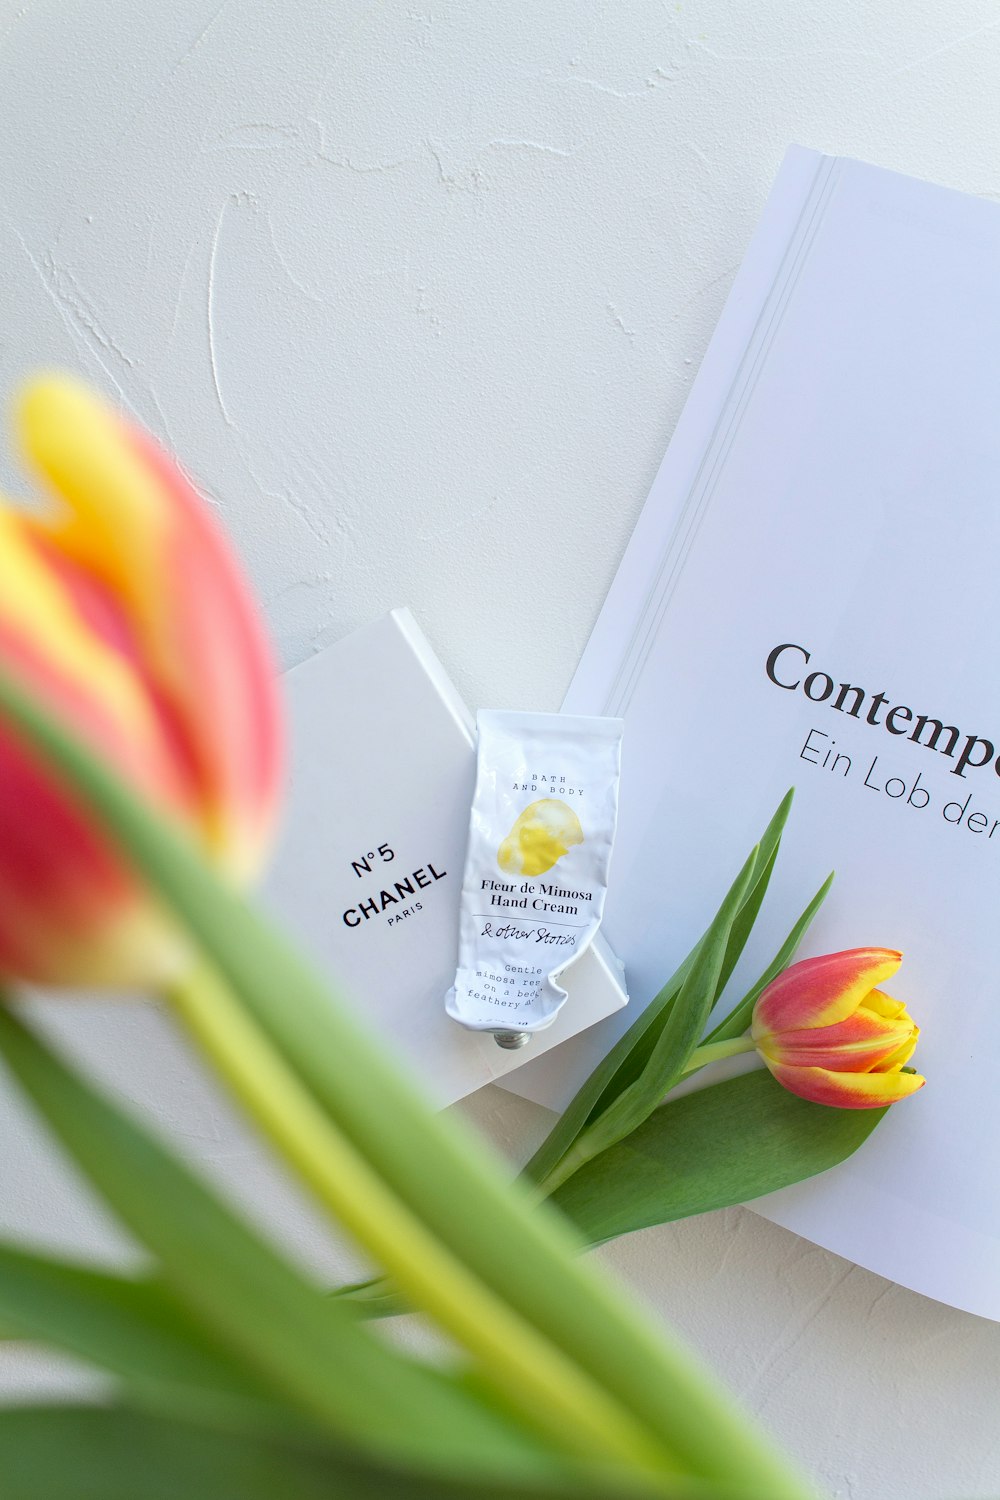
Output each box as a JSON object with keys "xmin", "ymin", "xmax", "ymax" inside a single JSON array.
[
  {"xmin": 701, "ymin": 874, "xmax": 834, "ymax": 1047},
  {"xmin": 524, "ymin": 792, "xmax": 794, "ymax": 1191},
  {"xmin": 332, "ymin": 1274, "xmax": 409, "ymax": 1319},
  {"xmin": 0, "ymin": 1006, "xmax": 539, "ymax": 1477},
  {"xmin": 520, "ymin": 959, "xmax": 690, "ymax": 1190},
  {"xmin": 0, "ymin": 1406, "xmax": 335, "ymax": 1500},
  {"xmin": 0, "ymin": 1404, "xmax": 799, "ymax": 1500},
  {"xmin": 712, "ymin": 790, "xmax": 793, "ymax": 1000},
  {"xmin": 548, "ymin": 1069, "xmax": 887, "ymax": 1246},
  {"xmin": 580, "ymin": 848, "xmax": 758, "ymax": 1133},
  {"xmin": 0, "ymin": 1244, "xmax": 307, "ymax": 1426},
  {"xmin": 532, "ymin": 845, "xmax": 759, "ymax": 1196}
]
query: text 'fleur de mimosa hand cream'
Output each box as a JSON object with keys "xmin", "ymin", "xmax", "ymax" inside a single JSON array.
[{"xmin": 446, "ymin": 711, "xmax": 624, "ymax": 1046}]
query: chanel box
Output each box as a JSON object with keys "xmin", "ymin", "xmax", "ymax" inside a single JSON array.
[{"xmin": 264, "ymin": 609, "xmax": 628, "ymax": 1106}]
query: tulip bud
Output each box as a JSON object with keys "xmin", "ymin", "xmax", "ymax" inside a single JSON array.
[
  {"xmin": 0, "ymin": 377, "xmax": 282, "ymax": 986},
  {"xmin": 750, "ymin": 948, "xmax": 925, "ymax": 1108}
]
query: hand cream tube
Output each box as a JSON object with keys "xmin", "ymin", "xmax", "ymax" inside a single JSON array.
[{"xmin": 446, "ymin": 710, "xmax": 624, "ymax": 1046}]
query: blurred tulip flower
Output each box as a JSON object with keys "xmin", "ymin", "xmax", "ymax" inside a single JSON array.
[
  {"xmin": 750, "ymin": 947, "xmax": 924, "ymax": 1107},
  {"xmin": 0, "ymin": 377, "xmax": 281, "ymax": 986}
]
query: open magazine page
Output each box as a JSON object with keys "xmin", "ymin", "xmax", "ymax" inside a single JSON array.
[{"xmin": 503, "ymin": 147, "xmax": 1000, "ymax": 1319}]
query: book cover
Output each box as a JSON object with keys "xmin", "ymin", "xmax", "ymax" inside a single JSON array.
[{"xmin": 500, "ymin": 147, "xmax": 1000, "ymax": 1318}]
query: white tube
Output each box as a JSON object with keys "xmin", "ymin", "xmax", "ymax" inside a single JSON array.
[{"xmin": 446, "ymin": 710, "xmax": 624, "ymax": 1044}]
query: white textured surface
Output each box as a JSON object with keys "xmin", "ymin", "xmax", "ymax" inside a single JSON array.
[{"xmin": 0, "ymin": 4, "xmax": 998, "ymax": 1496}]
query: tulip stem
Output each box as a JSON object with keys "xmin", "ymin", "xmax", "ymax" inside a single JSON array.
[
  {"xmin": 681, "ymin": 1035, "xmax": 757, "ymax": 1076},
  {"xmin": 165, "ymin": 963, "xmax": 681, "ymax": 1478}
]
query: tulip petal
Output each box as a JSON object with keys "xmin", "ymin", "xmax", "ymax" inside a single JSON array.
[
  {"xmin": 756, "ymin": 1006, "xmax": 916, "ymax": 1074},
  {"xmin": 860, "ymin": 989, "xmax": 908, "ymax": 1021},
  {"xmin": 751, "ymin": 948, "xmax": 902, "ymax": 1038},
  {"xmin": 132, "ymin": 428, "xmax": 282, "ymax": 875},
  {"xmin": 873, "ymin": 1030, "xmax": 919, "ymax": 1072},
  {"xmin": 762, "ymin": 1058, "xmax": 925, "ymax": 1108},
  {"xmin": 0, "ymin": 721, "xmax": 186, "ymax": 985},
  {"xmin": 0, "ymin": 510, "xmax": 197, "ymax": 814},
  {"xmin": 16, "ymin": 377, "xmax": 281, "ymax": 878}
]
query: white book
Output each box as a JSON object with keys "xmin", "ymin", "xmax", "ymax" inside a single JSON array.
[
  {"xmin": 499, "ymin": 147, "xmax": 1000, "ymax": 1319},
  {"xmin": 263, "ymin": 609, "xmax": 627, "ymax": 1106}
]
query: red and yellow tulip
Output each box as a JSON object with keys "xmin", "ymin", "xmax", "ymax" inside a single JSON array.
[
  {"xmin": 750, "ymin": 947, "xmax": 924, "ymax": 1108},
  {"xmin": 0, "ymin": 376, "xmax": 282, "ymax": 986}
]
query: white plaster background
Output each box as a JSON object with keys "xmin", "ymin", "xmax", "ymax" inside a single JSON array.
[{"xmin": 0, "ymin": 3, "xmax": 997, "ymax": 1496}]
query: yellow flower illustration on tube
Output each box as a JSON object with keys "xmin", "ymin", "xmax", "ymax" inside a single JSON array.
[{"xmin": 498, "ymin": 798, "xmax": 583, "ymax": 877}]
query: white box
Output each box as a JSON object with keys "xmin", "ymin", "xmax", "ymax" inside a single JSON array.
[{"xmin": 263, "ymin": 609, "xmax": 627, "ymax": 1106}]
